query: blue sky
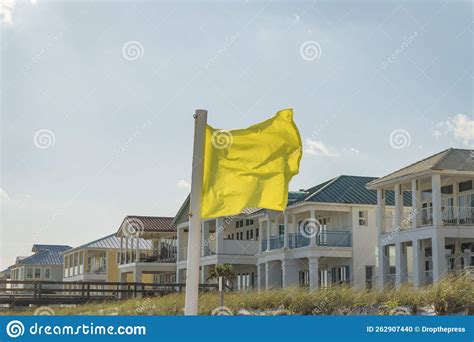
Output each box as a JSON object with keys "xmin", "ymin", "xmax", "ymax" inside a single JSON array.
[{"xmin": 0, "ymin": 0, "xmax": 472, "ymax": 269}]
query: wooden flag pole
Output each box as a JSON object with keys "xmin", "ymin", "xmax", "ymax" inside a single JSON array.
[{"xmin": 184, "ymin": 109, "xmax": 208, "ymax": 315}]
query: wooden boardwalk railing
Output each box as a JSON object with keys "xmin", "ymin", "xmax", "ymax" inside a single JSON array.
[{"xmin": 0, "ymin": 280, "xmax": 218, "ymax": 307}]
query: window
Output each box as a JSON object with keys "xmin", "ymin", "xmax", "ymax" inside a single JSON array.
[
  {"xmin": 278, "ymin": 224, "xmax": 285, "ymax": 236},
  {"xmin": 459, "ymin": 180, "xmax": 473, "ymax": 193},
  {"xmin": 34, "ymin": 268, "xmax": 41, "ymax": 279},
  {"xmin": 246, "ymin": 230, "xmax": 250, "ymax": 240},
  {"xmin": 44, "ymin": 268, "xmax": 51, "ymax": 279},
  {"xmin": 26, "ymin": 268, "xmax": 33, "ymax": 279},
  {"xmin": 358, "ymin": 211, "xmax": 368, "ymax": 226},
  {"xmin": 236, "ymin": 220, "xmax": 244, "ymax": 228},
  {"xmin": 256, "ymin": 228, "xmax": 259, "ymax": 239},
  {"xmin": 245, "ymin": 219, "xmax": 254, "ymax": 226},
  {"xmin": 250, "ymin": 229, "xmax": 254, "ymax": 240}
]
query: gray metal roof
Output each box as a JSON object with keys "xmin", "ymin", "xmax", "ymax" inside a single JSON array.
[
  {"xmin": 65, "ymin": 234, "xmax": 153, "ymax": 254},
  {"xmin": 368, "ymin": 148, "xmax": 474, "ymax": 187},
  {"xmin": 118, "ymin": 216, "xmax": 175, "ymax": 234},
  {"xmin": 31, "ymin": 244, "xmax": 71, "ymax": 253},
  {"xmin": 15, "ymin": 245, "xmax": 72, "ymax": 266},
  {"xmin": 298, "ymin": 175, "xmax": 411, "ymax": 206}
]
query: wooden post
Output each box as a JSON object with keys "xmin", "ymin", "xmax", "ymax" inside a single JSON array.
[{"xmin": 184, "ymin": 109, "xmax": 208, "ymax": 315}]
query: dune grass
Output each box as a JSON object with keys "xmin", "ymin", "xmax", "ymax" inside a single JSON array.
[{"xmin": 2, "ymin": 275, "xmax": 472, "ymax": 316}]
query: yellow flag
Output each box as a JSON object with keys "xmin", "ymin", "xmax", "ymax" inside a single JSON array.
[{"xmin": 201, "ymin": 109, "xmax": 302, "ymax": 218}]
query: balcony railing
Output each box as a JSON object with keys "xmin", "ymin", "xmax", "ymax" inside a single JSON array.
[
  {"xmin": 269, "ymin": 236, "xmax": 284, "ymax": 250},
  {"xmin": 261, "ymin": 230, "xmax": 352, "ymax": 251},
  {"xmin": 120, "ymin": 248, "xmax": 177, "ymax": 265},
  {"xmin": 458, "ymin": 206, "xmax": 474, "ymax": 224},
  {"xmin": 202, "ymin": 240, "xmax": 259, "ymax": 256},
  {"xmin": 422, "ymin": 206, "xmax": 474, "ymax": 226},
  {"xmin": 289, "ymin": 233, "xmax": 310, "ymax": 248},
  {"xmin": 86, "ymin": 267, "xmax": 107, "ymax": 275},
  {"xmin": 317, "ymin": 230, "xmax": 352, "ymax": 247}
]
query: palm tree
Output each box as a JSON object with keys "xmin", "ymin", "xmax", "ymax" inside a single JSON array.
[{"xmin": 207, "ymin": 264, "xmax": 235, "ymax": 290}]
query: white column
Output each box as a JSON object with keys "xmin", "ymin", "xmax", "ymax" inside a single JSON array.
[
  {"xmin": 201, "ymin": 221, "xmax": 210, "ymax": 257},
  {"xmin": 412, "ymin": 239, "xmax": 424, "ymax": 288},
  {"xmin": 376, "ymin": 189, "xmax": 388, "ymax": 288},
  {"xmin": 258, "ymin": 221, "xmax": 263, "ymax": 253},
  {"xmin": 178, "ymin": 226, "xmax": 185, "ymax": 261},
  {"xmin": 176, "ymin": 268, "xmax": 184, "ymax": 283},
  {"xmin": 395, "ymin": 242, "xmax": 407, "ymax": 287},
  {"xmin": 394, "ymin": 184, "xmax": 403, "ymax": 229},
  {"xmin": 453, "ymin": 181, "xmax": 459, "ymax": 224},
  {"xmin": 376, "ymin": 189, "xmax": 386, "ymax": 235},
  {"xmin": 215, "ymin": 217, "xmax": 224, "ymax": 255},
  {"xmin": 200, "ymin": 265, "xmax": 208, "ymax": 284},
  {"xmin": 135, "ymin": 237, "xmax": 139, "ymax": 262},
  {"xmin": 292, "ymin": 214, "xmax": 297, "ymax": 234},
  {"xmin": 463, "ymin": 249, "xmax": 471, "ymax": 270},
  {"xmin": 265, "ymin": 262, "xmax": 271, "ymax": 290},
  {"xmin": 119, "ymin": 236, "xmax": 123, "ymax": 264},
  {"xmin": 308, "ymin": 257, "xmax": 319, "ymax": 291},
  {"xmin": 432, "ymin": 174, "xmax": 442, "ymax": 226},
  {"xmin": 454, "ymin": 240, "xmax": 462, "ymax": 270},
  {"xmin": 283, "ymin": 214, "xmax": 289, "ymax": 248},
  {"xmin": 266, "ymin": 219, "xmax": 271, "ymax": 251},
  {"xmin": 257, "ymin": 263, "xmax": 262, "ymax": 292},
  {"xmin": 125, "ymin": 237, "xmax": 129, "ymax": 264},
  {"xmin": 133, "ymin": 269, "xmax": 142, "ymax": 282},
  {"xmin": 282, "ymin": 259, "xmax": 299, "ymax": 287},
  {"xmin": 310, "ymin": 210, "xmax": 317, "ymax": 247},
  {"xmin": 378, "ymin": 245, "xmax": 390, "ymax": 289},
  {"xmin": 411, "ymin": 179, "xmax": 421, "ymax": 229},
  {"xmin": 432, "ymin": 234, "xmax": 447, "ymax": 282}
]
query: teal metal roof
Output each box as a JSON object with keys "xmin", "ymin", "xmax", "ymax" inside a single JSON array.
[{"xmin": 299, "ymin": 175, "xmax": 411, "ymax": 206}]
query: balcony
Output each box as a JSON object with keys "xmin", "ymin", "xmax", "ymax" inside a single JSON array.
[
  {"xmin": 317, "ymin": 230, "xmax": 352, "ymax": 247},
  {"xmin": 421, "ymin": 206, "xmax": 474, "ymax": 226},
  {"xmin": 262, "ymin": 230, "xmax": 352, "ymax": 251},
  {"xmin": 289, "ymin": 233, "xmax": 310, "ymax": 248},
  {"xmin": 120, "ymin": 247, "xmax": 177, "ymax": 265},
  {"xmin": 269, "ymin": 236, "xmax": 284, "ymax": 250},
  {"xmin": 222, "ymin": 239, "xmax": 259, "ymax": 255},
  {"xmin": 201, "ymin": 239, "xmax": 260, "ymax": 257}
]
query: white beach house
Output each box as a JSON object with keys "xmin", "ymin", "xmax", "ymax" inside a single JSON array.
[
  {"xmin": 366, "ymin": 148, "xmax": 474, "ymax": 288},
  {"xmin": 174, "ymin": 175, "xmax": 408, "ymax": 291}
]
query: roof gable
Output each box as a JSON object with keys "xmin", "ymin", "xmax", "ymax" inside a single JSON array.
[
  {"xmin": 117, "ymin": 216, "xmax": 175, "ymax": 236},
  {"xmin": 368, "ymin": 148, "xmax": 474, "ymax": 187},
  {"xmin": 172, "ymin": 194, "xmax": 190, "ymax": 226}
]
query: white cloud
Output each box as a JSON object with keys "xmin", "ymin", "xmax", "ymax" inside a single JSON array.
[
  {"xmin": 350, "ymin": 147, "xmax": 360, "ymax": 154},
  {"xmin": 433, "ymin": 114, "xmax": 474, "ymax": 146},
  {"xmin": 304, "ymin": 138, "xmax": 339, "ymax": 157},
  {"xmin": 0, "ymin": 188, "xmax": 10, "ymax": 201},
  {"xmin": 177, "ymin": 179, "xmax": 191, "ymax": 190}
]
